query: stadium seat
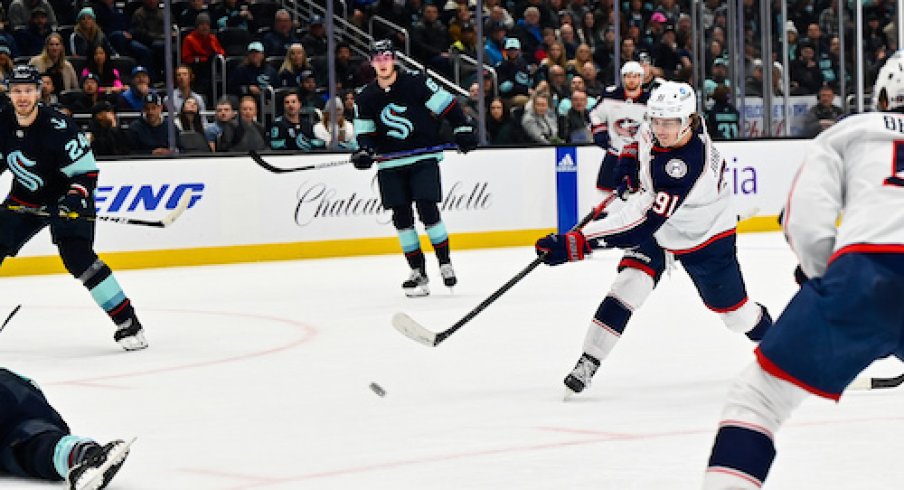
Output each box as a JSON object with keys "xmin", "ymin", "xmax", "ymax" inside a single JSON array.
[
  {"xmin": 179, "ymin": 130, "xmax": 212, "ymax": 152},
  {"xmin": 217, "ymin": 27, "xmax": 253, "ymax": 57}
]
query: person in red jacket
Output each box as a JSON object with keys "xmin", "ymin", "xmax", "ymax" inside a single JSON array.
[{"xmin": 180, "ymin": 13, "xmax": 223, "ymax": 103}]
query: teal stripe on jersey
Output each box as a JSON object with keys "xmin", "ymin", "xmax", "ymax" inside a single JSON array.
[
  {"xmin": 271, "ymin": 138, "xmax": 286, "ymax": 149},
  {"xmin": 354, "ymin": 118, "xmax": 376, "ymax": 134},
  {"xmin": 425, "ymin": 221, "xmax": 448, "ymax": 244},
  {"xmin": 377, "ymin": 152, "xmax": 444, "ymax": 170},
  {"xmin": 90, "ymin": 275, "xmax": 127, "ymax": 311},
  {"xmin": 61, "ymin": 151, "xmax": 98, "ymax": 178},
  {"xmin": 54, "ymin": 435, "xmax": 92, "ymax": 478},
  {"xmin": 397, "ymin": 227, "xmax": 420, "ymax": 253},
  {"xmin": 425, "ymin": 90, "xmax": 455, "ymax": 116}
]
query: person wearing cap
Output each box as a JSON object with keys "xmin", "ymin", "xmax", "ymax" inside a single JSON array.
[
  {"xmin": 313, "ymin": 97, "xmax": 356, "ymax": 150},
  {"xmin": 180, "ymin": 11, "xmax": 223, "ymax": 100},
  {"xmin": 496, "ymin": 37, "xmax": 532, "ymax": 106},
  {"xmin": 28, "ymin": 33, "xmax": 78, "ymax": 91},
  {"xmin": 13, "ymin": 5, "xmax": 51, "ymax": 57},
  {"xmin": 70, "ymin": 7, "xmax": 116, "ymax": 58},
  {"xmin": 116, "ymin": 65, "xmax": 151, "ymax": 110},
  {"xmin": 301, "ymin": 14, "xmax": 326, "ymax": 57},
  {"xmin": 790, "ymin": 40, "xmax": 823, "ymax": 95},
  {"xmin": 297, "ymin": 69, "xmax": 323, "ymax": 109},
  {"xmin": 449, "ymin": 21, "xmax": 478, "ymax": 59},
  {"xmin": 7, "ymin": 0, "xmax": 57, "ymax": 30},
  {"xmin": 269, "ymin": 89, "xmax": 323, "ymax": 151},
  {"xmin": 704, "ymin": 57, "xmax": 730, "ymax": 99},
  {"xmin": 227, "ymin": 41, "xmax": 277, "ymax": 97},
  {"xmin": 588, "ymin": 60, "xmax": 650, "ymax": 196},
  {"xmin": 0, "ymin": 64, "xmax": 149, "ymax": 350},
  {"xmin": 261, "ymin": 8, "xmax": 299, "ymax": 58},
  {"xmin": 411, "ymin": 4, "xmax": 451, "ymax": 70},
  {"xmin": 127, "ymin": 91, "xmax": 180, "ymax": 154},
  {"xmin": 71, "ymin": 72, "xmax": 107, "ymax": 114},
  {"xmin": 351, "ymin": 39, "xmax": 478, "ymax": 297},
  {"xmin": 483, "ymin": 21, "xmax": 507, "ymax": 66},
  {"xmin": 87, "ymin": 100, "xmax": 130, "ymax": 156}
]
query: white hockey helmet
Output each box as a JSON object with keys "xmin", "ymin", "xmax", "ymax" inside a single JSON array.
[
  {"xmin": 620, "ymin": 61, "xmax": 644, "ymax": 77},
  {"xmin": 873, "ymin": 50, "xmax": 904, "ymax": 111},
  {"xmin": 647, "ymin": 81, "xmax": 696, "ymax": 128}
]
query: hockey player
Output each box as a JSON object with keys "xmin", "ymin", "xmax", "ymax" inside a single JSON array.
[
  {"xmin": 351, "ymin": 39, "xmax": 478, "ymax": 297},
  {"xmin": 0, "ymin": 65, "xmax": 147, "ymax": 351},
  {"xmin": 0, "ymin": 368, "xmax": 133, "ymax": 489},
  {"xmin": 588, "ymin": 61, "xmax": 650, "ymax": 197},
  {"xmin": 702, "ymin": 51, "xmax": 904, "ymax": 489},
  {"xmin": 535, "ymin": 81, "xmax": 772, "ymax": 397}
]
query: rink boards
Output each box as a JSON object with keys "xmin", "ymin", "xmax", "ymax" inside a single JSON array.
[{"xmin": 0, "ymin": 139, "xmax": 811, "ymax": 276}]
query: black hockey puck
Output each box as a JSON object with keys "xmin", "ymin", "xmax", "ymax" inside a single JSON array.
[{"xmin": 369, "ymin": 382, "xmax": 386, "ymax": 397}]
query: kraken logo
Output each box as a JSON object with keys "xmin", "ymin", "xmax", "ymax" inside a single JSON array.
[
  {"xmin": 380, "ymin": 103, "xmax": 413, "ymax": 140},
  {"xmin": 7, "ymin": 151, "xmax": 43, "ymax": 191}
]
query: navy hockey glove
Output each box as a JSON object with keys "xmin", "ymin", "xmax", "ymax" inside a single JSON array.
[
  {"xmin": 57, "ymin": 190, "xmax": 89, "ymax": 218},
  {"xmin": 614, "ymin": 142, "xmax": 640, "ymax": 200},
  {"xmin": 454, "ymin": 125, "xmax": 479, "ymax": 154},
  {"xmin": 535, "ymin": 231, "xmax": 591, "ymax": 266},
  {"xmin": 351, "ymin": 147, "xmax": 375, "ymax": 170}
]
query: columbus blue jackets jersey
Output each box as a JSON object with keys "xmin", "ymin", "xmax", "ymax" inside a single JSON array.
[
  {"xmin": 584, "ymin": 119, "xmax": 735, "ymax": 252},
  {"xmin": 353, "ymin": 71, "xmax": 463, "ymax": 169},
  {"xmin": 588, "ymin": 86, "xmax": 650, "ymax": 154},
  {"xmin": 0, "ymin": 105, "xmax": 98, "ymax": 207}
]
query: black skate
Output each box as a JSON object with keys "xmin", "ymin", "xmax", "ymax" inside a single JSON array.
[
  {"xmin": 439, "ymin": 263, "xmax": 457, "ymax": 288},
  {"xmin": 114, "ymin": 317, "xmax": 148, "ymax": 351},
  {"xmin": 402, "ymin": 268, "xmax": 429, "ymax": 297},
  {"xmin": 66, "ymin": 438, "xmax": 135, "ymax": 490},
  {"xmin": 564, "ymin": 353, "xmax": 600, "ymax": 399}
]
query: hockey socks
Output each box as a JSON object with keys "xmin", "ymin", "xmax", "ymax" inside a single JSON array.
[
  {"xmin": 53, "ymin": 435, "xmax": 99, "ymax": 480},
  {"xmin": 79, "ymin": 259, "xmax": 134, "ymax": 326},
  {"xmin": 705, "ymin": 423, "xmax": 775, "ymax": 489},
  {"xmin": 425, "ymin": 221, "xmax": 451, "ymax": 265},
  {"xmin": 397, "ymin": 227, "xmax": 426, "ymax": 271}
]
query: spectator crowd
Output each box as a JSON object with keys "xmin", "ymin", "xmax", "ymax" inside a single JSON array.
[{"xmin": 0, "ymin": 0, "xmax": 896, "ymax": 155}]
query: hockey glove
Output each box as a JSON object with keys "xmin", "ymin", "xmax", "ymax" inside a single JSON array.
[
  {"xmin": 453, "ymin": 125, "xmax": 479, "ymax": 154},
  {"xmin": 57, "ymin": 189, "xmax": 89, "ymax": 218},
  {"xmin": 535, "ymin": 231, "xmax": 591, "ymax": 266},
  {"xmin": 351, "ymin": 147, "xmax": 375, "ymax": 170},
  {"xmin": 614, "ymin": 142, "xmax": 640, "ymax": 200}
]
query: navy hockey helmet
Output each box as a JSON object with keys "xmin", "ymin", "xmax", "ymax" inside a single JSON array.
[
  {"xmin": 371, "ymin": 39, "xmax": 395, "ymax": 58},
  {"xmin": 7, "ymin": 64, "xmax": 41, "ymax": 88}
]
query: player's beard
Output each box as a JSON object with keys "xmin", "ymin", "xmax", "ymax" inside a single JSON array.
[{"xmin": 13, "ymin": 99, "xmax": 37, "ymax": 121}]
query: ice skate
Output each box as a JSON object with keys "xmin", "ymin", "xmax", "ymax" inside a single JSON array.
[
  {"xmin": 402, "ymin": 268, "xmax": 430, "ymax": 297},
  {"xmin": 66, "ymin": 437, "xmax": 135, "ymax": 490},
  {"xmin": 114, "ymin": 317, "xmax": 148, "ymax": 351},
  {"xmin": 439, "ymin": 263, "xmax": 457, "ymax": 289},
  {"xmin": 563, "ymin": 353, "xmax": 600, "ymax": 399}
]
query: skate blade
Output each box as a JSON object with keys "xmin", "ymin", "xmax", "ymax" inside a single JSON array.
[
  {"xmin": 563, "ymin": 388, "xmax": 578, "ymax": 401},
  {"xmin": 404, "ymin": 286, "xmax": 430, "ymax": 298}
]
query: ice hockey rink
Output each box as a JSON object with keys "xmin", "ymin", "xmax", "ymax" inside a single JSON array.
[{"xmin": 1, "ymin": 231, "xmax": 903, "ymax": 489}]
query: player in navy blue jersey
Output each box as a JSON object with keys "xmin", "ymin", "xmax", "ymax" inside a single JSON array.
[
  {"xmin": 0, "ymin": 368, "xmax": 133, "ymax": 489},
  {"xmin": 536, "ymin": 81, "xmax": 771, "ymax": 398},
  {"xmin": 0, "ymin": 65, "xmax": 147, "ymax": 351},
  {"xmin": 352, "ymin": 40, "xmax": 478, "ymax": 297}
]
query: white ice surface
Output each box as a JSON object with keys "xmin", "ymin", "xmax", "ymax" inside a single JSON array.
[{"xmin": 0, "ymin": 231, "xmax": 902, "ymax": 489}]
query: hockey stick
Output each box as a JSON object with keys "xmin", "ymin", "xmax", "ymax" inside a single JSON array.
[
  {"xmin": 848, "ymin": 372, "xmax": 904, "ymax": 391},
  {"xmin": 249, "ymin": 144, "xmax": 457, "ymax": 173},
  {"xmin": 0, "ymin": 304, "xmax": 21, "ymax": 333},
  {"xmin": 1, "ymin": 192, "xmax": 191, "ymax": 228},
  {"xmin": 393, "ymin": 194, "xmax": 619, "ymax": 347}
]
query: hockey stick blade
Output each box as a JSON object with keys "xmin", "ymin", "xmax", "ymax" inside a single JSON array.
[
  {"xmin": 158, "ymin": 192, "xmax": 192, "ymax": 227},
  {"xmin": 249, "ymin": 151, "xmax": 347, "ymax": 173},
  {"xmin": 0, "ymin": 304, "xmax": 21, "ymax": 333},
  {"xmin": 392, "ymin": 312, "xmax": 438, "ymax": 347},
  {"xmin": 849, "ymin": 372, "xmax": 904, "ymax": 391}
]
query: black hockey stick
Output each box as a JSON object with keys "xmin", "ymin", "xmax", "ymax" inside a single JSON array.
[
  {"xmin": 0, "ymin": 193, "xmax": 191, "ymax": 228},
  {"xmin": 393, "ymin": 194, "xmax": 618, "ymax": 347},
  {"xmin": 249, "ymin": 144, "xmax": 456, "ymax": 173},
  {"xmin": 0, "ymin": 304, "xmax": 21, "ymax": 333},
  {"xmin": 848, "ymin": 372, "xmax": 904, "ymax": 391}
]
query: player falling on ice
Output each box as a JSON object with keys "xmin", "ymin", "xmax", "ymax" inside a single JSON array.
[
  {"xmin": 534, "ymin": 81, "xmax": 772, "ymax": 398},
  {"xmin": 0, "ymin": 368, "xmax": 133, "ymax": 489},
  {"xmin": 702, "ymin": 51, "xmax": 904, "ymax": 489},
  {"xmin": 0, "ymin": 65, "xmax": 147, "ymax": 351},
  {"xmin": 589, "ymin": 61, "xmax": 650, "ymax": 199},
  {"xmin": 351, "ymin": 39, "xmax": 478, "ymax": 297}
]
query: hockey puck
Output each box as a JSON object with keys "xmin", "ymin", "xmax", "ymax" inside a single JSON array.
[{"xmin": 369, "ymin": 382, "xmax": 386, "ymax": 397}]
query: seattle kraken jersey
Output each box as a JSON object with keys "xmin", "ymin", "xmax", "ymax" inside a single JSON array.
[
  {"xmin": 0, "ymin": 105, "xmax": 98, "ymax": 207},
  {"xmin": 584, "ymin": 119, "xmax": 736, "ymax": 252},
  {"xmin": 353, "ymin": 71, "xmax": 460, "ymax": 169},
  {"xmin": 269, "ymin": 116, "xmax": 324, "ymax": 151},
  {"xmin": 588, "ymin": 86, "xmax": 650, "ymax": 154},
  {"xmin": 784, "ymin": 112, "xmax": 904, "ymax": 278}
]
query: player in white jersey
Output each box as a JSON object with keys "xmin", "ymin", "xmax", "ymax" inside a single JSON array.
[
  {"xmin": 535, "ymin": 81, "xmax": 772, "ymax": 397},
  {"xmin": 588, "ymin": 61, "xmax": 650, "ymax": 195},
  {"xmin": 703, "ymin": 52, "xmax": 904, "ymax": 489}
]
